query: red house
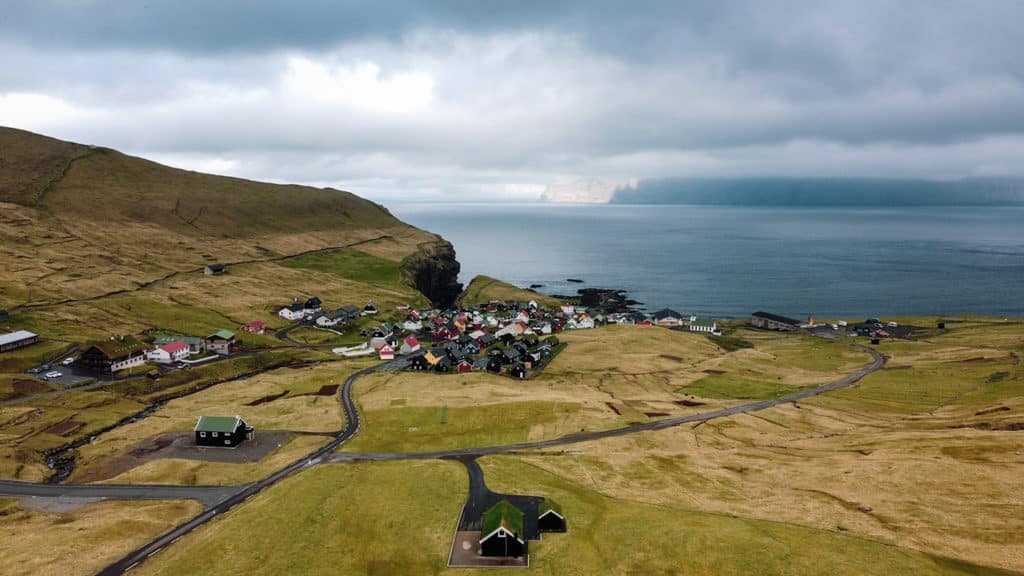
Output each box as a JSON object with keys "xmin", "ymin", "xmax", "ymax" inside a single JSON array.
[
  {"xmin": 457, "ymin": 359, "xmax": 473, "ymax": 373},
  {"xmin": 241, "ymin": 321, "xmax": 266, "ymax": 335},
  {"xmin": 379, "ymin": 344, "xmax": 395, "ymax": 361}
]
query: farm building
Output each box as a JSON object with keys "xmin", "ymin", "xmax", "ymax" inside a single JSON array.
[
  {"xmin": 751, "ymin": 311, "xmax": 801, "ymax": 331},
  {"xmin": 537, "ymin": 499, "xmax": 567, "ymax": 532},
  {"xmin": 194, "ymin": 415, "xmax": 254, "ymax": 448},
  {"xmin": 480, "ymin": 500, "xmax": 527, "ymax": 557},
  {"xmin": 241, "ymin": 321, "xmax": 265, "ymax": 335},
  {"xmin": 203, "ymin": 263, "xmax": 225, "ymax": 275},
  {"xmin": 0, "ymin": 330, "xmax": 39, "ymax": 353},
  {"xmin": 77, "ymin": 336, "xmax": 148, "ymax": 373},
  {"xmin": 206, "ymin": 330, "xmax": 236, "ymax": 355}
]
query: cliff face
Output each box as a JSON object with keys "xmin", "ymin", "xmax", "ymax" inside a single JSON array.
[{"xmin": 403, "ymin": 239, "xmax": 463, "ymax": 309}]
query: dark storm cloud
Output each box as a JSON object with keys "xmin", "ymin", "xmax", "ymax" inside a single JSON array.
[{"xmin": 1, "ymin": 1, "xmax": 1023, "ymax": 200}]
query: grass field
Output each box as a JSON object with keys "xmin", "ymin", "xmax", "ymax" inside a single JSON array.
[
  {"xmin": 459, "ymin": 275, "xmax": 563, "ymax": 308},
  {"xmin": 128, "ymin": 457, "xmax": 1017, "ymax": 576},
  {"xmin": 0, "ymin": 498, "xmax": 202, "ymax": 576}
]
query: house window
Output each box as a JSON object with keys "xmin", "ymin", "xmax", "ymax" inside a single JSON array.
[
  {"xmin": 199, "ymin": 432, "xmax": 206, "ymax": 438},
  {"xmin": 224, "ymin": 439, "xmax": 230, "ymax": 445},
  {"xmin": 212, "ymin": 432, "xmax": 218, "ymax": 437}
]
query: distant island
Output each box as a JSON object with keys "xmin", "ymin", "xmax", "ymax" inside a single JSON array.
[{"xmin": 609, "ymin": 177, "xmax": 1024, "ymax": 206}]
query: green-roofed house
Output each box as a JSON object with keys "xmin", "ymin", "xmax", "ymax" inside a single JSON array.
[
  {"xmin": 77, "ymin": 335, "xmax": 149, "ymax": 374},
  {"xmin": 537, "ymin": 499, "xmax": 567, "ymax": 532},
  {"xmin": 194, "ymin": 415, "xmax": 254, "ymax": 448},
  {"xmin": 688, "ymin": 316, "xmax": 719, "ymax": 334},
  {"xmin": 206, "ymin": 329, "xmax": 236, "ymax": 355},
  {"xmin": 480, "ymin": 500, "xmax": 527, "ymax": 557}
]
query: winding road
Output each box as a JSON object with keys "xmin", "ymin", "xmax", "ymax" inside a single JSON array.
[{"xmin": 0, "ymin": 340, "xmax": 885, "ymax": 575}]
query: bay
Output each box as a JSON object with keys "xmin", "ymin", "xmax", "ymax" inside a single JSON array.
[{"xmin": 390, "ymin": 203, "xmax": 1024, "ymax": 319}]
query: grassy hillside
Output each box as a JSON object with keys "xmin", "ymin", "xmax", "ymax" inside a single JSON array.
[
  {"xmin": 459, "ymin": 275, "xmax": 563, "ymax": 308},
  {"xmin": 0, "ymin": 126, "xmax": 448, "ymax": 308}
]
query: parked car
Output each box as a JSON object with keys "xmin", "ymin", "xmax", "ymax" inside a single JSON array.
[
  {"xmin": 62, "ymin": 357, "xmax": 75, "ymax": 366},
  {"xmin": 27, "ymin": 366, "xmax": 44, "ymax": 374},
  {"xmin": 44, "ymin": 371, "xmax": 62, "ymax": 379}
]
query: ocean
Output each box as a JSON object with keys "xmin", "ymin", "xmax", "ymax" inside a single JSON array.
[{"xmin": 390, "ymin": 203, "xmax": 1024, "ymax": 319}]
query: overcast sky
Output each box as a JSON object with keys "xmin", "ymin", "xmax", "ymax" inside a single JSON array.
[{"xmin": 2, "ymin": 1, "xmax": 1023, "ymax": 202}]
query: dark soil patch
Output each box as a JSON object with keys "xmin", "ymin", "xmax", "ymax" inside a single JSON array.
[
  {"xmin": 644, "ymin": 412, "xmax": 669, "ymax": 417},
  {"xmin": 702, "ymin": 369, "xmax": 726, "ymax": 375},
  {"xmin": 605, "ymin": 402, "xmax": 622, "ymax": 415},
  {"xmin": 956, "ymin": 357, "xmax": 1001, "ymax": 364},
  {"xmin": 975, "ymin": 406, "xmax": 1011, "ymax": 416},
  {"xmin": 45, "ymin": 420, "xmax": 85, "ymax": 437},
  {"xmin": 884, "ymin": 365, "xmax": 912, "ymax": 370},
  {"xmin": 675, "ymin": 399, "xmax": 706, "ymax": 407},
  {"xmin": 12, "ymin": 380, "xmax": 50, "ymax": 395},
  {"xmin": 660, "ymin": 354, "xmax": 683, "ymax": 362},
  {"xmin": 246, "ymin": 390, "xmax": 290, "ymax": 406}
]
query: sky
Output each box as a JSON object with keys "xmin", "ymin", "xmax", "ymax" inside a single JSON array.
[{"xmin": 2, "ymin": 1, "xmax": 1023, "ymax": 202}]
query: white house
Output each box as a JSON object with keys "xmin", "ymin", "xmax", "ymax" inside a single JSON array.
[
  {"xmin": 403, "ymin": 319, "xmax": 423, "ymax": 332},
  {"xmin": 574, "ymin": 314, "xmax": 595, "ymax": 329},
  {"xmin": 560, "ymin": 304, "xmax": 576, "ymax": 316},
  {"xmin": 688, "ymin": 316, "xmax": 718, "ymax": 333},
  {"xmin": 495, "ymin": 324, "xmax": 519, "ymax": 339},
  {"xmin": 279, "ymin": 303, "xmax": 305, "ymax": 321},
  {"xmin": 316, "ymin": 310, "xmax": 346, "ymax": 328},
  {"xmin": 379, "ymin": 343, "xmax": 395, "ymax": 361},
  {"xmin": 148, "ymin": 340, "xmax": 190, "ymax": 364}
]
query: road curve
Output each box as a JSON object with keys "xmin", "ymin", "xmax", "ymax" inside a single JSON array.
[
  {"xmin": 95, "ymin": 341, "xmax": 883, "ymax": 575},
  {"xmin": 329, "ymin": 343, "xmax": 885, "ymax": 463},
  {"xmin": 93, "ymin": 360, "xmax": 380, "ymax": 576}
]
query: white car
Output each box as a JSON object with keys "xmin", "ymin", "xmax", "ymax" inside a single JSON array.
[
  {"xmin": 62, "ymin": 357, "xmax": 75, "ymax": 366},
  {"xmin": 44, "ymin": 371, "xmax": 63, "ymax": 379}
]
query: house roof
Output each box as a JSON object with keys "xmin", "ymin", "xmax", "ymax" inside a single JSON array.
[
  {"xmin": 208, "ymin": 329, "xmax": 236, "ymax": 340},
  {"xmin": 205, "ymin": 263, "xmax": 225, "ymax": 271},
  {"xmin": 404, "ymin": 336, "xmax": 420, "ymax": 347},
  {"xmin": 690, "ymin": 318, "xmax": 717, "ymax": 328},
  {"xmin": 84, "ymin": 336, "xmax": 147, "ymax": 359},
  {"xmin": 159, "ymin": 340, "xmax": 189, "ymax": 354},
  {"xmin": 194, "ymin": 415, "xmax": 244, "ymax": 433},
  {"xmin": 752, "ymin": 311, "xmax": 800, "ymax": 325},
  {"xmin": 481, "ymin": 500, "xmax": 524, "ymax": 539},
  {"xmin": 539, "ymin": 499, "xmax": 563, "ymax": 518},
  {"xmin": 244, "ymin": 320, "xmax": 265, "ymax": 328},
  {"xmin": 0, "ymin": 330, "xmax": 37, "ymax": 347}
]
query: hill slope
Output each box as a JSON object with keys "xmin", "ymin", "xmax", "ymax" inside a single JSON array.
[{"xmin": 0, "ymin": 127, "xmax": 461, "ymax": 308}]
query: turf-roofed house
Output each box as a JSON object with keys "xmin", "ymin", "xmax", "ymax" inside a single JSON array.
[
  {"xmin": 194, "ymin": 415, "xmax": 254, "ymax": 448},
  {"xmin": 480, "ymin": 500, "xmax": 527, "ymax": 557},
  {"xmin": 537, "ymin": 499, "xmax": 567, "ymax": 532}
]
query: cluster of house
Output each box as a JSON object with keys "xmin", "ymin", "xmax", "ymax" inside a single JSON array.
[
  {"xmin": 74, "ymin": 329, "xmax": 240, "ymax": 374},
  {"xmin": 278, "ymin": 296, "xmax": 373, "ymax": 325},
  {"xmin": 479, "ymin": 499, "xmax": 566, "ymax": 558}
]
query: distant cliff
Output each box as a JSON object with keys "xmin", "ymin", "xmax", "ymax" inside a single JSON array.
[
  {"xmin": 611, "ymin": 178, "xmax": 1024, "ymax": 206},
  {"xmin": 402, "ymin": 239, "xmax": 463, "ymax": 309}
]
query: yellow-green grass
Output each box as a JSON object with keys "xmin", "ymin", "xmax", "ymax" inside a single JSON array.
[
  {"xmin": 459, "ymin": 275, "xmax": 563, "ymax": 308},
  {"xmin": 0, "ymin": 339, "xmax": 72, "ymax": 373},
  {"xmin": 280, "ymin": 248, "xmax": 407, "ymax": 291},
  {"xmin": 286, "ymin": 325, "xmax": 355, "ymax": 347},
  {"xmin": 343, "ymin": 400, "xmax": 585, "ymax": 453},
  {"xmin": 68, "ymin": 362, "xmax": 355, "ymax": 484},
  {"xmin": 0, "ymin": 498, "xmax": 202, "ymax": 576},
  {"xmin": 133, "ymin": 461, "xmax": 466, "ymax": 576},
  {"xmin": 542, "ymin": 324, "xmax": 724, "ymax": 376},
  {"xmin": 476, "ymin": 456, "xmax": 1017, "ymax": 576}
]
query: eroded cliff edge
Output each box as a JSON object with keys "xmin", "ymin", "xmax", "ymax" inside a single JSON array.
[{"xmin": 402, "ymin": 238, "xmax": 463, "ymax": 309}]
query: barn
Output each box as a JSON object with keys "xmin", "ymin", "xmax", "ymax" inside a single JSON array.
[
  {"xmin": 194, "ymin": 415, "xmax": 254, "ymax": 448},
  {"xmin": 0, "ymin": 330, "xmax": 39, "ymax": 353},
  {"xmin": 480, "ymin": 500, "xmax": 527, "ymax": 557},
  {"xmin": 751, "ymin": 311, "xmax": 800, "ymax": 331}
]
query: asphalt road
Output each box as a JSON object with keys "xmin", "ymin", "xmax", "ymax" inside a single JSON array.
[
  {"xmin": 456, "ymin": 458, "xmax": 543, "ymax": 539},
  {"xmin": 0, "ymin": 480, "xmax": 241, "ymax": 508},
  {"xmin": 329, "ymin": 343, "xmax": 885, "ymax": 463},
  {"xmin": 0, "ymin": 339, "xmax": 883, "ymax": 575}
]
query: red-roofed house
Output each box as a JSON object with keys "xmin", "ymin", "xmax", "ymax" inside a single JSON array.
[
  {"xmin": 241, "ymin": 321, "xmax": 266, "ymax": 335},
  {"xmin": 379, "ymin": 343, "xmax": 395, "ymax": 361},
  {"xmin": 147, "ymin": 340, "xmax": 191, "ymax": 364},
  {"xmin": 399, "ymin": 336, "xmax": 421, "ymax": 356}
]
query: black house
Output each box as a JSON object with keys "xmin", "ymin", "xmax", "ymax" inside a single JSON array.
[
  {"xmin": 194, "ymin": 415, "xmax": 254, "ymax": 448},
  {"xmin": 434, "ymin": 356, "xmax": 452, "ymax": 373},
  {"xmin": 510, "ymin": 362, "xmax": 528, "ymax": 379},
  {"xmin": 305, "ymin": 296, "xmax": 323, "ymax": 311},
  {"xmin": 480, "ymin": 501, "xmax": 527, "ymax": 557},
  {"xmin": 537, "ymin": 499, "xmax": 567, "ymax": 532},
  {"xmin": 409, "ymin": 355, "xmax": 430, "ymax": 371},
  {"xmin": 499, "ymin": 333, "xmax": 517, "ymax": 346},
  {"xmin": 473, "ymin": 356, "xmax": 502, "ymax": 373}
]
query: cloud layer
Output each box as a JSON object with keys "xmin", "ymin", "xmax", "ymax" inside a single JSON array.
[{"xmin": 2, "ymin": 1, "xmax": 1022, "ymax": 201}]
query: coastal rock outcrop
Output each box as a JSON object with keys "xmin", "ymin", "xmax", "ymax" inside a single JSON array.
[{"xmin": 403, "ymin": 239, "xmax": 463, "ymax": 309}]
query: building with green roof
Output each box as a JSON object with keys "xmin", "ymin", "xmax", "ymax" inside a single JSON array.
[
  {"xmin": 194, "ymin": 415, "xmax": 253, "ymax": 448},
  {"xmin": 480, "ymin": 500, "xmax": 527, "ymax": 557},
  {"xmin": 538, "ymin": 499, "xmax": 566, "ymax": 532},
  {"xmin": 206, "ymin": 329, "xmax": 236, "ymax": 355},
  {"xmin": 77, "ymin": 335, "xmax": 149, "ymax": 373}
]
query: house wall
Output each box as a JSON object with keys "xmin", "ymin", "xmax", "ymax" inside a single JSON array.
[
  {"xmin": 480, "ymin": 531, "xmax": 526, "ymax": 557},
  {"xmin": 111, "ymin": 353, "xmax": 146, "ymax": 372},
  {"xmin": 207, "ymin": 339, "xmax": 233, "ymax": 355},
  {"xmin": 0, "ymin": 335, "xmax": 39, "ymax": 353},
  {"xmin": 195, "ymin": 423, "xmax": 247, "ymax": 448}
]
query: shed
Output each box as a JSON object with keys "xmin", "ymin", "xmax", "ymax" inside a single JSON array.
[
  {"xmin": 0, "ymin": 330, "xmax": 39, "ymax": 353},
  {"xmin": 194, "ymin": 415, "xmax": 253, "ymax": 448},
  {"xmin": 203, "ymin": 263, "xmax": 226, "ymax": 275}
]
